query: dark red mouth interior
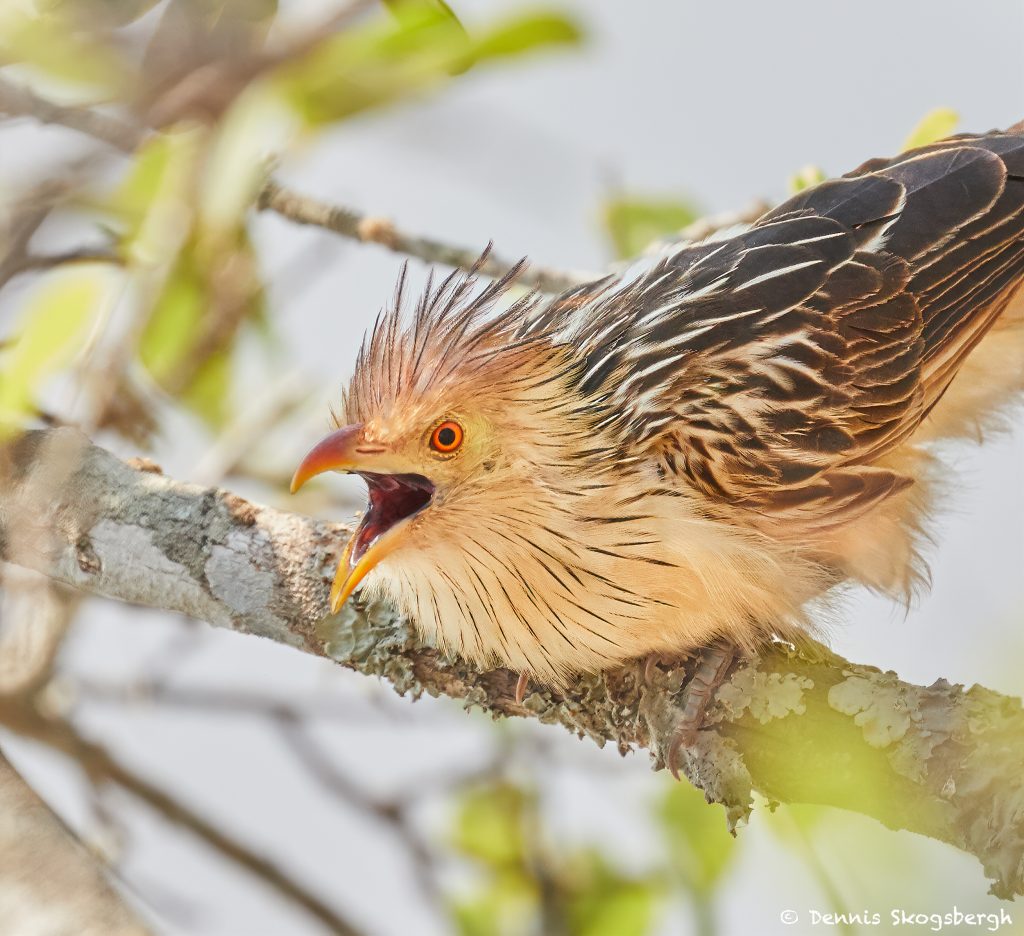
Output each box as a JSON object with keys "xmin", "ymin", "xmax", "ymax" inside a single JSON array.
[{"xmin": 351, "ymin": 473, "xmax": 434, "ymax": 566}]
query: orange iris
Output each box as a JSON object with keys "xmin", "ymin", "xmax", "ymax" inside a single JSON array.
[{"xmin": 430, "ymin": 420, "xmax": 464, "ymax": 453}]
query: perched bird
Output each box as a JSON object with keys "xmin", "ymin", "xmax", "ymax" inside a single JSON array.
[{"xmin": 292, "ymin": 126, "xmax": 1024, "ymax": 723}]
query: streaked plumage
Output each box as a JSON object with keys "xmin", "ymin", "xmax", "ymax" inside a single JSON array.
[{"xmin": 296, "ymin": 125, "xmax": 1024, "ymax": 687}]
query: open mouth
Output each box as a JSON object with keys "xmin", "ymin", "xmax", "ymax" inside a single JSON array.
[
  {"xmin": 288, "ymin": 426, "xmax": 438, "ymax": 613},
  {"xmin": 349, "ymin": 472, "xmax": 434, "ymax": 567}
]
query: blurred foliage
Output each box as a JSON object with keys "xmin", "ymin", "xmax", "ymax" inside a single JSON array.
[
  {"xmin": 659, "ymin": 781, "xmax": 736, "ymax": 899},
  {"xmin": 0, "ymin": 0, "xmax": 580, "ymax": 437},
  {"xmin": 0, "ymin": 268, "xmax": 111, "ymax": 436},
  {"xmin": 602, "ymin": 197, "xmax": 701, "ymax": 260},
  {"xmin": 449, "ymin": 781, "xmax": 661, "ymax": 936},
  {"xmin": 903, "ymin": 107, "xmax": 959, "ymax": 150},
  {"xmin": 762, "ymin": 803, "xmax": 855, "ymax": 935},
  {"xmin": 383, "ymin": 0, "xmax": 465, "ymax": 36},
  {"xmin": 453, "ymin": 782, "xmax": 529, "ymax": 868},
  {"xmin": 560, "ymin": 852, "xmax": 660, "ymax": 936},
  {"xmin": 451, "ymin": 784, "xmax": 538, "ymax": 936},
  {"xmin": 445, "ymin": 776, "xmax": 744, "ymax": 936},
  {"xmin": 36, "ymin": 0, "xmax": 166, "ymax": 27},
  {"xmin": 0, "ymin": 5, "xmax": 129, "ymax": 91},
  {"xmin": 788, "ymin": 163, "xmax": 826, "ymax": 194},
  {"xmin": 276, "ymin": 5, "xmax": 580, "ymax": 126},
  {"xmin": 441, "ymin": 765, "xmax": 1012, "ymax": 936}
]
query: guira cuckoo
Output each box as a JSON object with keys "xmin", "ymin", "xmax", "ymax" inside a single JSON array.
[{"xmin": 292, "ymin": 126, "xmax": 1024, "ymax": 757}]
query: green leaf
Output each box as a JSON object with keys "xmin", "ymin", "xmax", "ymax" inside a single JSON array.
[
  {"xmin": 788, "ymin": 164, "xmax": 826, "ymax": 194},
  {"xmin": 902, "ymin": 107, "xmax": 959, "ymax": 151},
  {"xmin": 383, "ymin": 0, "xmax": 463, "ymax": 30},
  {"xmin": 139, "ymin": 248, "xmax": 205, "ymax": 383},
  {"xmin": 275, "ymin": 6, "xmax": 460, "ymax": 125},
  {"xmin": 450, "ymin": 783, "xmax": 529, "ymax": 870},
  {"xmin": 659, "ymin": 781, "xmax": 737, "ymax": 897},
  {"xmin": 468, "ymin": 12, "xmax": 581, "ymax": 61},
  {"xmin": 277, "ymin": 5, "xmax": 581, "ymax": 127},
  {"xmin": 602, "ymin": 196, "xmax": 701, "ymax": 260},
  {"xmin": 78, "ymin": 129, "xmax": 202, "ymax": 254},
  {"xmin": 572, "ymin": 883, "xmax": 654, "ymax": 936},
  {"xmin": 138, "ymin": 230, "xmax": 260, "ymax": 428},
  {"xmin": 0, "ymin": 269, "xmax": 109, "ymax": 433},
  {"xmin": 449, "ymin": 780, "xmax": 536, "ymax": 935},
  {"xmin": 97, "ymin": 136, "xmax": 178, "ymax": 241}
]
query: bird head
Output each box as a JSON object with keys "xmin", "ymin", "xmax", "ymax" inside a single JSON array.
[{"xmin": 290, "ymin": 262, "xmax": 597, "ymax": 628}]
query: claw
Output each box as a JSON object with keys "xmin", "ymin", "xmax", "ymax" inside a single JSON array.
[
  {"xmin": 663, "ymin": 642, "xmax": 739, "ymax": 780},
  {"xmin": 666, "ymin": 726, "xmax": 696, "ymax": 781},
  {"xmin": 639, "ymin": 651, "xmax": 688, "ymax": 687},
  {"xmin": 643, "ymin": 653, "xmax": 660, "ymax": 685},
  {"xmin": 514, "ymin": 672, "xmax": 530, "ymax": 706}
]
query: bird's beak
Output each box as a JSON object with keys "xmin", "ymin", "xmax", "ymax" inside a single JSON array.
[
  {"xmin": 291, "ymin": 424, "xmax": 432, "ymax": 615},
  {"xmin": 290, "ymin": 424, "xmax": 365, "ymax": 495}
]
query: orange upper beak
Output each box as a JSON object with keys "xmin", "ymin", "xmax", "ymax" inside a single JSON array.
[
  {"xmin": 290, "ymin": 424, "xmax": 367, "ymax": 495},
  {"xmin": 291, "ymin": 424, "xmax": 420, "ymax": 615}
]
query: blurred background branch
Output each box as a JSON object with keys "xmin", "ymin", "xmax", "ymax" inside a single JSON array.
[
  {"xmin": 256, "ymin": 178, "xmax": 597, "ymax": 292},
  {"xmin": 0, "ymin": 694, "xmax": 368, "ymax": 936},
  {"xmin": 0, "ymin": 73, "xmax": 144, "ymax": 152},
  {"xmin": 0, "ymin": 747, "xmax": 150, "ymax": 935}
]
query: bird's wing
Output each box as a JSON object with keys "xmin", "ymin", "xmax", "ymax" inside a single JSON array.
[{"xmin": 553, "ymin": 128, "xmax": 1024, "ymax": 528}]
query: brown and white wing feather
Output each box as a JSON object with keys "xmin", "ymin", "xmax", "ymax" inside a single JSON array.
[{"xmin": 549, "ymin": 127, "xmax": 1024, "ymax": 528}]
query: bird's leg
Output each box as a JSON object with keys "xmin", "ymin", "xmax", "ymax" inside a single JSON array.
[{"xmin": 665, "ymin": 642, "xmax": 741, "ymax": 780}]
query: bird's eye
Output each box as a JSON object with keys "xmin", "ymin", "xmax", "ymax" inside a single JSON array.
[{"xmin": 430, "ymin": 420, "xmax": 464, "ymax": 454}]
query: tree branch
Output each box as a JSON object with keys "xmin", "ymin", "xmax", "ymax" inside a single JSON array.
[
  {"xmin": 0, "ymin": 746, "xmax": 151, "ymax": 936},
  {"xmin": 0, "ymin": 76, "xmax": 143, "ymax": 153},
  {"xmin": 2, "ymin": 428, "xmax": 1022, "ymax": 899},
  {"xmin": 0, "ymin": 697, "xmax": 367, "ymax": 936},
  {"xmin": 256, "ymin": 178, "xmax": 598, "ymax": 293},
  {"xmin": 0, "ymin": 76, "xmax": 597, "ymax": 294}
]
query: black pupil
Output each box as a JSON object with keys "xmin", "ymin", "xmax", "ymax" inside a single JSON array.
[{"xmin": 437, "ymin": 427, "xmax": 457, "ymax": 447}]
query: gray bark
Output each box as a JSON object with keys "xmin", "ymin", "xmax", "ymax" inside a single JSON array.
[{"xmin": 1, "ymin": 428, "xmax": 1022, "ymax": 898}]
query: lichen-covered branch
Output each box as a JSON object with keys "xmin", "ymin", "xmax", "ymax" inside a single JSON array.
[{"xmin": 2, "ymin": 428, "xmax": 1022, "ymax": 898}]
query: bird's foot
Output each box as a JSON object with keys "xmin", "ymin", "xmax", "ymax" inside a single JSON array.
[
  {"xmin": 663, "ymin": 642, "xmax": 741, "ymax": 780},
  {"xmin": 514, "ymin": 671, "xmax": 530, "ymax": 706},
  {"xmin": 637, "ymin": 650, "xmax": 692, "ymax": 686}
]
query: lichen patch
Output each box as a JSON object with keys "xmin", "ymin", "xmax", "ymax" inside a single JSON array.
[
  {"xmin": 715, "ymin": 667, "xmax": 814, "ymax": 724},
  {"xmin": 829, "ymin": 674, "xmax": 914, "ymax": 747}
]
